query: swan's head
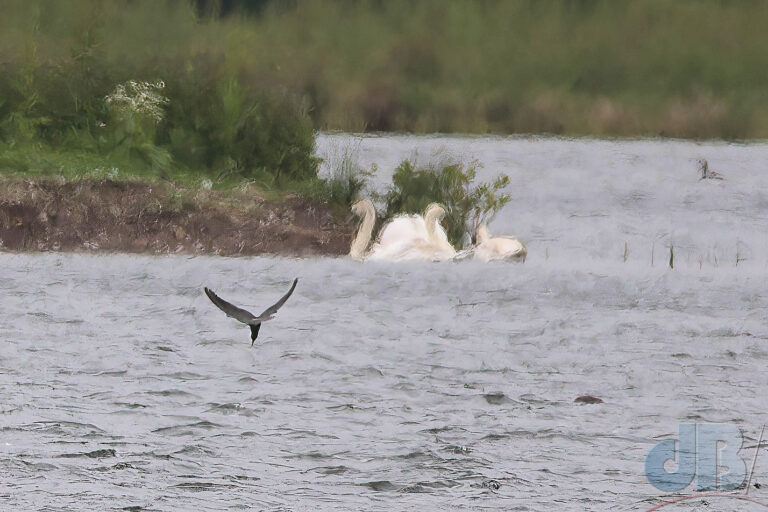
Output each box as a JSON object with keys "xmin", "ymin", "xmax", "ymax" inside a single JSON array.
[
  {"xmin": 350, "ymin": 198, "xmax": 374, "ymax": 219},
  {"xmin": 424, "ymin": 203, "xmax": 446, "ymax": 221}
]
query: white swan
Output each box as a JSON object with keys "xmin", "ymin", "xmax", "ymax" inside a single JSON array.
[
  {"xmin": 373, "ymin": 203, "xmax": 456, "ymax": 261},
  {"xmin": 349, "ymin": 199, "xmax": 456, "ymax": 261},
  {"xmin": 472, "ymin": 223, "xmax": 527, "ymax": 262}
]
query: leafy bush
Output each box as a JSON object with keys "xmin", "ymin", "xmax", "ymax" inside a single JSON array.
[{"xmin": 382, "ymin": 159, "xmax": 510, "ymax": 248}]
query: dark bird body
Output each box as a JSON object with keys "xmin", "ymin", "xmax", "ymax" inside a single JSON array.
[{"xmin": 204, "ymin": 278, "xmax": 298, "ymax": 345}]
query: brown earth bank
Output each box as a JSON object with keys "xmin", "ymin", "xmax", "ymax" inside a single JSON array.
[{"xmin": 0, "ymin": 179, "xmax": 353, "ymax": 257}]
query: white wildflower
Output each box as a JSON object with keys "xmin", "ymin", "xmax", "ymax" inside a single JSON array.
[
  {"xmin": 105, "ymin": 80, "xmax": 169, "ymax": 123},
  {"xmin": 200, "ymin": 178, "xmax": 213, "ymax": 190}
]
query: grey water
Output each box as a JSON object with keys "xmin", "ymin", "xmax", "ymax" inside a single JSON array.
[
  {"xmin": 3, "ymin": 135, "xmax": 768, "ymax": 511},
  {"xmin": 318, "ymin": 133, "xmax": 768, "ymax": 266}
]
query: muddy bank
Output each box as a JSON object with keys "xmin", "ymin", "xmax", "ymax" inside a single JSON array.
[{"xmin": 0, "ymin": 179, "xmax": 352, "ymax": 257}]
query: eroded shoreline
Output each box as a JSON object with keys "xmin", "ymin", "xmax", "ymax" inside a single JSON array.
[{"xmin": 0, "ymin": 179, "xmax": 352, "ymax": 257}]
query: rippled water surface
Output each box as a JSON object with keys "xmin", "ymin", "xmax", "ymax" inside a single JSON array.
[{"xmin": 3, "ymin": 136, "xmax": 768, "ymax": 511}]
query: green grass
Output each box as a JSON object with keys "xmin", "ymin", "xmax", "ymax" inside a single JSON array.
[
  {"xmin": 187, "ymin": 0, "xmax": 768, "ymax": 139},
  {"xmin": 4, "ymin": 0, "xmax": 768, "ymax": 143},
  {"xmin": 0, "ymin": 143, "xmax": 308, "ymax": 210}
]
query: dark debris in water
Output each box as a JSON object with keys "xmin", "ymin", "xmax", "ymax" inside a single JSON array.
[{"xmin": 574, "ymin": 395, "xmax": 603, "ymax": 404}]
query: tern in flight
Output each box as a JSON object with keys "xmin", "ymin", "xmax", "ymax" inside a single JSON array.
[{"xmin": 204, "ymin": 278, "xmax": 298, "ymax": 345}]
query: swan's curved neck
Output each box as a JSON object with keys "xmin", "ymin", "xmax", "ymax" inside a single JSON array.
[
  {"xmin": 424, "ymin": 206, "xmax": 442, "ymax": 242},
  {"xmin": 350, "ymin": 201, "xmax": 376, "ymax": 259}
]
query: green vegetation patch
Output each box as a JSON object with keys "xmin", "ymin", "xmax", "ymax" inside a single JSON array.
[
  {"xmin": 0, "ymin": 1, "xmax": 317, "ymax": 190},
  {"xmin": 381, "ymin": 159, "xmax": 510, "ymax": 248}
]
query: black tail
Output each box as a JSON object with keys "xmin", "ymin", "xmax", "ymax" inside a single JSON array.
[{"xmin": 250, "ymin": 323, "xmax": 261, "ymax": 346}]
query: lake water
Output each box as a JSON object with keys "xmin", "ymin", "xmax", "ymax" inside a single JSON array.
[
  {"xmin": 318, "ymin": 133, "xmax": 768, "ymax": 268},
  {"xmin": 3, "ymin": 135, "xmax": 768, "ymax": 511}
]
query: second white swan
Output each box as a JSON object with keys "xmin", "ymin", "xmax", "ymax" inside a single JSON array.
[
  {"xmin": 471, "ymin": 223, "xmax": 527, "ymax": 262},
  {"xmin": 349, "ymin": 199, "xmax": 456, "ymax": 262}
]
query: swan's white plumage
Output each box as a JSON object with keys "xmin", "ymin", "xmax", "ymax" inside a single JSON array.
[
  {"xmin": 472, "ymin": 223, "xmax": 527, "ymax": 262},
  {"xmin": 376, "ymin": 215, "xmax": 426, "ymax": 247},
  {"xmin": 349, "ymin": 199, "xmax": 456, "ymax": 262}
]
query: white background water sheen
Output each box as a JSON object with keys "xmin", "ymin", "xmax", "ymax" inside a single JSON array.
[{"xmin": 2, "ymin": 135, "xmax": 768, "ymax": 511}]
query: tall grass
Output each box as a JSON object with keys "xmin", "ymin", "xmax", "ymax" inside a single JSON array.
[{"xmin": 187, "ymin": 0, "xmax": 768, "ymax": 138}]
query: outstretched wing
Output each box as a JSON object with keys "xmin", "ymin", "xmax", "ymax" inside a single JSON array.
[
  {"xmin": 256, "ymin": 278, "xmax": 298, "ymax": 321},
  {"xmin": 204, "ymin": 287, "xmax": 258, "ymax": 325}
]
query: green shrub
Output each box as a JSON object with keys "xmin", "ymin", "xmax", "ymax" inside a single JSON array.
[
  {"xmin": 162, "ymin": 76, "xmax": 317, "ymax": 183},
  {"xmin": 381, "ymin": 159, "xmax": 510, "ymax": 248},
  {"xmin": 101, "ymin": 80, "xmax": 171, "ymax": 171}
]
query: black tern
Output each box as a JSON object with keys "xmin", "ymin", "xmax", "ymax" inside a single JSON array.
[{"xmin": 204, "ymin": 278, "xmax": 298, "ymax": 345}]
